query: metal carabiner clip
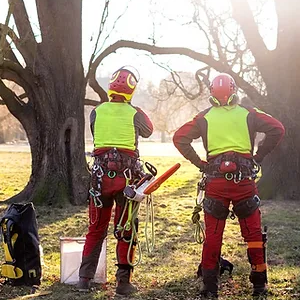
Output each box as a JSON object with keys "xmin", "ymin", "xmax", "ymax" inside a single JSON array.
[
  {"xmin": 233, "ymin": 171, "xmax": 242, "ymax": 184},
  {"xmin": 107, "ymin": 170, "xmax": 117, "ymax": 179},
  {"xmin": 96, "ymin": 166, "xmax": 104, "ymax": 178},
  {"xmin": 225, "ymin": 173, "xmax": 234, "ymax": 181},
  {"xmin": 92, "ymin": 164, "xmax": 100, "ymax": 172},
  {"xmin": 123, "ymin": 168, "xmax": 132, "ymax": 180}
]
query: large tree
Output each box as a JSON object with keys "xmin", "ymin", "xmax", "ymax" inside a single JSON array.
[
  {"xmin": 1, "ymin": 0, "xmax": 298, "ymax": 205},
  {"xmin": 88, "ymin": 0, "xmax": 299, "ymax": 200},
  {"xmin": 0, "ymin": 0, "xmax": 90, "ymax": 205}
]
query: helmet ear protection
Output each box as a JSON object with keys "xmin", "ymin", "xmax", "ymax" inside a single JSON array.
[
  {"xmin": 209, "ymin": 94, "xmax": 238, "ymax": 107},
  {"xmin": 108, "ymin": 66, "xmax": 140, "ymax": 102}
]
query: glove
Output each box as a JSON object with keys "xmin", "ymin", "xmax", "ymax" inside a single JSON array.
[{"xmin": 197, "ymin": 160, "xmax": 208, "ymax": 173}]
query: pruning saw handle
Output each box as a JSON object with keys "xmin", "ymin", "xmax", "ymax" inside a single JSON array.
[{"xmin": 143, "ymin": 163, "xmax": 181, "ymax": 195}]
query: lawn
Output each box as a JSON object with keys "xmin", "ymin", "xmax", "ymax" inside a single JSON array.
[{"xmin": 0, "ymin": 152, "xmax": 299, "ymax": 300}]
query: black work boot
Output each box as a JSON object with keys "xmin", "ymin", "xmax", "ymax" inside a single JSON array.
[
  {"xmin": 77, "ymin": 277, "xmax": 91, "ymax": 292},
  {"xmin": 115, "ymin": 266, "xmax": 137, "ymax": 296},
  {"xmin": 199, "ymin": 268, "xmax": 219, "ymax": 299},
  {"xmin": 250, "ymin": 270, "xmax": 267, "ymax": 299}
]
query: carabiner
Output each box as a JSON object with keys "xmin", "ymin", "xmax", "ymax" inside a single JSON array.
[
  {"xmin": 92, "ymin": 164, "xmax": 99, "ymax": 172},
  {"xmin": 123, "ymin": 168, "xmax": 132, "ymax": 180},
  {"xmin": 107, "ymin": 170, "xmax": 117, "ymax": 179},
  {"xmin": 225, "ymin": 173, "xmax": 234, "ymax": 181}
]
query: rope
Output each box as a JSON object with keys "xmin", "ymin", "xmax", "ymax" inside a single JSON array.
[
  {"xmin": 117, "ymin": 193, "xmax": 156, "ymax": 267},
  {"xmin": 126, "ymin": 201, "xmax": 142, "ymax": 267},
  {"xmin": 192, "ymin": 178, "xmax": 206, "ymax": 244},
  {"xmin": 145, "ymin": 194, "xmax": 155, "ymax": 253}
]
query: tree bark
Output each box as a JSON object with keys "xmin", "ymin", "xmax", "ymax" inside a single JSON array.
[
  {"xmin": 2, "ymin": 0, "xmax": 90, "ymax": 206},
  {"xmin": 8, "ymin": 53, "xmax": 90, "ymax": 205}
]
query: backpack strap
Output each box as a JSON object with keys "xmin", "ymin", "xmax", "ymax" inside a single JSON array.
[{"xmin": 1, "ymin": 218, "xmax": 23, "ymax": 279}]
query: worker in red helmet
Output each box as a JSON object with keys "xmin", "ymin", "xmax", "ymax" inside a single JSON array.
[
  {"xmin": 77, "ymin": 66, "xmax": 153, "ymax": 296},
  {"xmin": 173, "ymin": 73, "xmax": 285, "ymax": 299}
]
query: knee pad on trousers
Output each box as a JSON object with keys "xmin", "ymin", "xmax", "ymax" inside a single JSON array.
[
  {"xmin": 203, "ymin": 197, "xmax": 229, "ymax": 220},
  {"xmin": 233, "ymin": 195, "xmax": 260, "ymax": 219}
]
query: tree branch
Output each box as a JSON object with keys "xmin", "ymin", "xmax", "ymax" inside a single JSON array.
[
  {"xmin": 0, "ymin": 27, "xmax": 20, "ymax": 64},
  {"xmin": 230, "ymin": 0, "xmax": 269, "ymax": 67},
  {"xmin": 0, "ymin": 24, "xmax": 33, "ymax": 64},
  {"xmin": 90, "ymin": 39, "xmax": 263, "ymax": 102},
  {"xmin": 0, "ymin": 59, "xmax": 33, "ymax": 88},
  {"xmin": 0, "ymin": 68, "xmax": 26, "ymax": 88},
  {"xmin": 0, "ymin": 78, "xmax": 26, "ymax": 114},
  {"xmin": 11, "ymin": 0, "xmax": 36, "ymax": 63},
  {"xmin": 86, "ymin": 0, "xmax": 110, "ymax": 81},
  {"xmin": 84, "ymin": 98, "xmax": 101, "ymax": 107}
]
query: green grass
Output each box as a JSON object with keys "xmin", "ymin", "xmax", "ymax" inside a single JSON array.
[{"xmin": 0, "ymin": 152, "xmax": 300, "ymax": 299}]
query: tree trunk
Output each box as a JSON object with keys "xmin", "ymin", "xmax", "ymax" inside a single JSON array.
[
  {"xmin": 9, "ymin": 66, "xmax": 90, "ymax": 206},
  {"xmin": 257, "ymin": 71, "xmax": 300, "ymax": 200},
  {"xmin": 7, "ymin": 0, "xmax": 90, "ymax": 206}
]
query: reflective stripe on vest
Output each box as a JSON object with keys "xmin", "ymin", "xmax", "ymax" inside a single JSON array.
[
  {"xmin": 205, "ymin": 105, "xmax": 251, "ymax": 156},
  {"xmin": 94, "ymin": 102, "xmax": 136, "ymax": 150}
]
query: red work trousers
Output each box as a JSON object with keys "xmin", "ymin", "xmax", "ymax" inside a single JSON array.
[
  {"xmin": 201, "ymin": 177, "xmax": 265, "ymax": 271},
  {"xmin": 79, "ymin": 175, "xmax": 134, "ymax": 279}
]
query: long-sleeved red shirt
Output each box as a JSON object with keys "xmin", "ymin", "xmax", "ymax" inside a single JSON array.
[{"xmin": 173, "ymin": 104, "xmax": 285, "ymax": 168}]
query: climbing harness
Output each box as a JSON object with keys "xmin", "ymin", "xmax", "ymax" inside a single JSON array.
[{"xmin": 205, "ymin": 153, "xmax": 260, "ymax": 183}]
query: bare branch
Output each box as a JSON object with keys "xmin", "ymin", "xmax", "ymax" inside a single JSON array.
[
  {"xmin": 19, "ymin": 92, "xmax": 27, "ymax": 99},
  {"xmin": 169, "ymin": 71, "xmax": 202, "ymax": 101},
  {"xmin": 0, "ymin": 27, "xmax": 20, "ymax": 63},
  {"xmin": 230, "ymin": 0, "xmax": 269, "ymax": 67},
  {"xmin": 191, "ymin": 5, "xmax": 213, "ymax": 57},
  {"xmin": 0, "ymin": 24, "xmax": 33, "ymax": 64},
  {"xmin": 11, "ymin": 0, "xmax": 36, "ymax": 60},
  {"xmin": 0, "ymin": 78, "xmax": 26, "ymax": 114},
  {"xmin": 0, "ymin": 68, "xmax": 26, "ymax": 88},
  {"xmin": 86, "ymin": 0, "xmax": 110, "ymax": 80},
  {"xmin": 195, "ymin": 67, "xmax": 211, "ymax": 89},
  {"xmin": 0, "ymin": 1, "xmax": 14, "ymax": 64},
  {"xmin": 84, "ymin": 98, "xmax": 101, "ymax": 107},
  {"xmin": 90, "ymin": 39, "xmax": 263, "ymax": 102},
  {"xmin": 0, "ymin": 59, "xmax": 32, "ymax": 88}
]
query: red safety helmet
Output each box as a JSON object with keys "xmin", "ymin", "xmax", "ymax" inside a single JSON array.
[
  {"xmin": 209, "ymin": 73, "xmax": 237, "ymax": 106},
  {"xmin": 108, "ymin": 66, "xmax": 140, "ymax": 102}
]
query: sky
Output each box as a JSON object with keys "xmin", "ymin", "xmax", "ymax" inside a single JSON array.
[{"xmin": 0, "ymin": 0, "xmax": 277, "ymax": 88}]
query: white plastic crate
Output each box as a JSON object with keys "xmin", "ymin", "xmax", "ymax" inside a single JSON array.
[{"xmin": 60, "ymin": 237, "xmax": 107, "ymax": 285}]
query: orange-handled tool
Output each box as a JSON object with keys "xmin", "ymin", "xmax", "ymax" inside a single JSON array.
[{"xmin": 143, "ymin": 163, "xmax": 181, "ymax": 195}]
